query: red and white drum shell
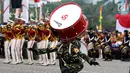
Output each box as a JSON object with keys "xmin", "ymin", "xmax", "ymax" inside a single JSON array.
[{"xmin": 49, "ymin": 2, "xmax": 88, "ymax": 41}]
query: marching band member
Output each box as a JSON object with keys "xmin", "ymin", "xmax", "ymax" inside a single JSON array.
[
  {"xmin": 87, "ymin": 29, "xmax": 95, "ymax": 60},
  {"xmin": 98, "ymin": 32, "xmax": 104, "ymax": 59},
  {"xmin": 49, "ymin": 32, "xmax": 58, "ymax": 65},
  {"xmin": 121, "ymin": 30, "xmax": 129, "ymax": 60},
  {"xmin": 11, "ymin": 18, "xmax": 25, "ymax": 64},
  {"xmin": 110, "ymin": 32, "xmax": 117, "ymax": 48},
  {"xmin": 104, "ymin": 31, "xmax": 112, "ymax": 61},
  {"xmin": 40, "ymin": 22, "xmax": 51, "ymax": 66},
  {"xmin": 17, "ymin": 18, "xmax": 26, "ymax": 63},
  {"xmin": 27, "ymin": 23, "xmax": 36, "ymax": 65},
  {"xmin": 115, "ymin": 32, "xmax": 123, "ymax": 48},
  {"xmin": 11, "ymin": 22, "xmax": 21, "ymax": 64},
  {"xmin": 87, "ymin": 29, "xmax": 95, "ymax": 51},
  {"xmin": 93, "ymin": 32, "xmax": 101, "ymax": 60},
  {"xmin": 2, "ymin": 24, "xmax": 13, "ymax": 63},
  {"xmin": 15, "ymin": 24, "xmax": 23, "ymax": 64},
  {"xmin": 37, "ymin": 23, "xmax": 44, "ymax": 65},
  {"xmin": 19, "ymin": 23, "xmax": 25, "ymax": 63},
  {"xmin": 123, "ymin": 30, "xmax": 129, "ymax": 46}
]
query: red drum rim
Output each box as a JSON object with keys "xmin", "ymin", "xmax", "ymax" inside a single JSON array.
[
  {"xmin": 49, "ymin": 2, "xmax": 83, "ymax": 30},
  {"xmin": 60, "ymin": 21, "xmax": 88, "ymax": 41}
]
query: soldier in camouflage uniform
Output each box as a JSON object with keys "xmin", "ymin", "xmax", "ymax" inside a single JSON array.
[{"xmin": 35, "ymin": 38, "xmax": 99, "ymax": 73}]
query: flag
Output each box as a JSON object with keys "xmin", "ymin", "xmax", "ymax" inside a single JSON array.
[
  {"xmin": 99, "ymin": 6, "xmax": 103, "ymax": 22},
  {"xmin": 116, "ymin": 14, "xmax": 130, "ymax": 33},
  {"xmin": 99, "ymin": 5, "xmax": 103, "ymax": 31},
  {"xmin": 100, "ymin": 6, "xmax": 102, "ymax": 14}
]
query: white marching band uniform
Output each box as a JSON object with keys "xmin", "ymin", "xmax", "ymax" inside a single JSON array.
[
  {"xmin": 3, "ymin": 0, "xmax": 12, "ymax": 64},
  {"xmin": 16, "ymin": 38, "xmax": 22, "ymax": 63},
  {"xmin": 27, "ymin": 39, "xmax": 35, "ymax": 65},
  {"xmin": 11, "ymin": 37, "xmax": 19, "ymax": 64},
  {"xmin": 27, "ymin": 25, "xmax": 36, "ymax": 65},
  {"xmin": 41, "ymin": 36, "xmax": 50, "ymax": 66},
  {"xmin": 49, "ymin": 39, "xmax": 58, "ymax": 65},
  {"xmin": 19, "ymin": 37, "xmax": 25, "ymax": 63},
  {"xmin": 37, "ymin": 40, "xmax": 44, "ymax": 64},
  {"xmin": 4, "ymin": 39, "xmax": 11, "ymax": 63}
]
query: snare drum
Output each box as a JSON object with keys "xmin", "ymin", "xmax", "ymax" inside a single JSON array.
[
  {"xmin": 49, "ymin": 2, "xmax": 88, "ymax": 41},
  {"xmin": 115, "ymin": 41, "xmax": 122, "ymax": 47}
]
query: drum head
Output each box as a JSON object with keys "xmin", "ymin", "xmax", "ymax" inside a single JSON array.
[
  {"xmin": 79, "ymin": 41, "xmax": 88, "ymax": 55},
  {"xmin": 79, "ymin": 41, "xmax": 88, "ymax": 62},
  {"xmin": 50, "ymin": 2, "xmax": 82, "ymax": 30}
]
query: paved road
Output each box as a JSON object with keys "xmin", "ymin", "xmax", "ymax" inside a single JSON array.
[{"xmin": 0, "ymin": 58, "xmax": 129, "ymax": 73}]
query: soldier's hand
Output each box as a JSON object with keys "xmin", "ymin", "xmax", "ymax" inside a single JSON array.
[{"xmin": 74, "ymin": 48, "xmax": 79, "ymax": 53}]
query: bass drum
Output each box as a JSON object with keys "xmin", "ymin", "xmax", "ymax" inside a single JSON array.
[
  {"xmin": 79, "ymin": 41, "xmax": 88, "ymax": 62},
  {"xmin": 49, "ymin": 2, "xmax": 88, "ymax": 41}
]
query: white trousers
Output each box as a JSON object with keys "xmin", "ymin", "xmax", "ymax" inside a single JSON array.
[
  {"xmin": 11, "ymin": 39, "xmax": 19, "ymax": 63},
  {"xmin": 38, "ymin": 40, "xmax": 49, "ymax": 65},
  {"xmin": 19, "ymin": 38, "xmax": 25, "ymax": 62},
  {"xmin": 99, "ymin": 48, "xmax": 103, "ymax": 59},
  {"xmin": 15, "ymin": 39, "xmax": 22, "ymax": 63},
  {"xmin": 50, "ymin": 52, "xmax": 56, "ymax": 64},
  {"xmin": 49, "ymin": 41, "xmax": 58, "ymax": 64},
  {"xmin": 27, "ymin": 40, "xmax": 35, "ymax": 63},
  {"xmin": 4, "ymin": 40, "xmax": 11, "ymax": 62},
  {"xmin": 37, "ymin": 41, "xmax": 43, "ymax": 63}
]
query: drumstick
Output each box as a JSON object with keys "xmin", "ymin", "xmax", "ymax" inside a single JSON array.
[{"xmin": 54, "ymin": 20, "xmax": 62, "ymax": 27}]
